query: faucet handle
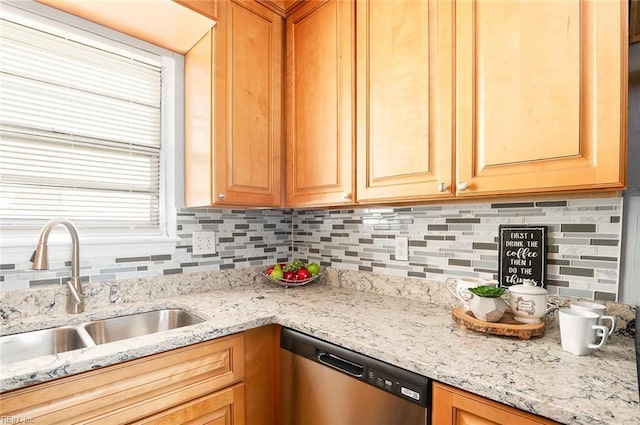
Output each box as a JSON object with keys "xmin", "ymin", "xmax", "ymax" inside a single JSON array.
[
  {"xmin": 65, "ymin": 279, "xmax": 83, "ymax": 306},
  {"xmin": 29, "ymin": 250, "xmax": 36, "ymax": 263}
]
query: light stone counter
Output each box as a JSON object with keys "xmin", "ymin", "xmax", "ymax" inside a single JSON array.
[{"xmin": 0, "ymin": 268, "xmax": 638, "ymax": 425}]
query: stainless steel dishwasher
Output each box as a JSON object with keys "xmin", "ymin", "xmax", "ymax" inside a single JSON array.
[{"xmin": 280, "ymin": 327, "xmax": 431, "ymax": 425}]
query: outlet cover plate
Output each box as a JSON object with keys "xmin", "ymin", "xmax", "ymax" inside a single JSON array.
[
  {"xmin": 193, "ymin": 231, "xmax": 216, "ymax": 255},
  {"xmin": 395, "ymin": 236, "xmax": 408, "ymax": 261}
]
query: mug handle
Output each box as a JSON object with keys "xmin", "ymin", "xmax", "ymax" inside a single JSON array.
[
  {"xmin": 588, "ymin": 325, "xmax": 609, "ymax": 349},
  {"xmin": 544, "ymin": 295, "xmax": 562, "ymax": 315},
  {"xmin": 600, "ymin": 315, "xmax": 617, "ymax": 336},
  {"xmin": 445, "ymin": 278, "xmax": 462, "ymax": 302}
]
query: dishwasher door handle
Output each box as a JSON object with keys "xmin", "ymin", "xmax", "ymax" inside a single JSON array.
[{"xmin": 317, "ymin": 351, "xmax": 365, "ymax": 378}]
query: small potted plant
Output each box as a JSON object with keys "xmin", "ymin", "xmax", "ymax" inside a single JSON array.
[{"xmin": 468, "ymin": 286, "xmax": 507, "ymax": 322}]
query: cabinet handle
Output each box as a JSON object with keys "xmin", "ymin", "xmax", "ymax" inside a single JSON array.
[
  {"xmin": 437, "ymin": 183, "xmax": 449, "ymax": 192},
  {"xmin": 457, "ymin": 182, "xmax": 469, "ymax": 191},
  {"xmin": 218, "ymin": 193, "xmax": 226, "ymax": 200},
  {"xmin": 342, "ymin": 193, "xmax": 351, "ymax": 201}
]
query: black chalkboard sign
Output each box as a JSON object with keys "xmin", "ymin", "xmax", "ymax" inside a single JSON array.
[{"xmin": 498, "ymin": 225, "xmax": 547, "ymax": 288}]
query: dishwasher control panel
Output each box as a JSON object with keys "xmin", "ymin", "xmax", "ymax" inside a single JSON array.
[{"xmin": 367, "ymin": 368, "xmax": 425, "ymax": 404}]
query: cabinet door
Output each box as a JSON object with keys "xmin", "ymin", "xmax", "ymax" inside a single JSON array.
[
  {"xmin": 456, "ymin": 0, "xmax": 626, "ymax": 196},
  {"xmin": 134, "ymin": 384, "xmax": 245, "ymax": 425},
  {"xmin": 185, "ymin": 0, "xmax": 283, "ymax": 207},
  {"xmin": 285, "ymin": 0, "xmax": 355, "ymax": 207},
  {"xmin": 356, "ymin": 0, "xmax": 454, "ymax": 202},
  {"xmin": 244, "ymin": 325, "xmax": 280, "ymax": 425},
  {"xmin": 432, "ymin": 382, "xmax": 559, "ymax": 425},
  {"xmin": 214, "ymin": 0, "xmax": 283, "ymax": 206}
]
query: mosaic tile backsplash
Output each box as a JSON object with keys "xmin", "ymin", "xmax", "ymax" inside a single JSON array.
[
  {"xmin": 294, "ymin": 198, "xmax": 623, "ymax": 301},
  {"xmin": 0, "ymin": 209, "xmax": 292, "ymax": 290},
  {"xmin": 0, "ymin": 197, "xmax": 623, "ymax": 300}
]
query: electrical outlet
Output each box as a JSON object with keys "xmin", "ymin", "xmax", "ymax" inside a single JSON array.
[
  {"xmin": 192, "ymin": 231, "xmax": 216, "ymax": 255},
  {"xmin": 395, "ymin": 236, "xmax": 408, "ymax": 261}
]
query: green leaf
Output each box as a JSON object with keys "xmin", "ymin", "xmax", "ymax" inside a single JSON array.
[{"xmin": 468, "ymin": 286, "xmax": 505, "ymax": 298}]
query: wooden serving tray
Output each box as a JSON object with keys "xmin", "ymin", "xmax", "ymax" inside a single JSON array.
[{"xmin": 452, "ymin": 307, "xmax": 545, "ymax": 340}]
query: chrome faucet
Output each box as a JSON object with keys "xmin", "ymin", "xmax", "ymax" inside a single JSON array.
[{"xmin": 31, "ymin": 219, "xmax": 84, "ymax": 314}]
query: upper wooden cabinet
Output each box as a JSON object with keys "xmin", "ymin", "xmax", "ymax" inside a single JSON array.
[
  {"xmin": 455, "ymin": 0, "xmax": 627, "ymax": 197},
  {"xmin": 174, "ymin": 0, "xmax": 218, "ymax": 21},
  {"xmin": 356, "ymin": 0, "xmax": 455, "ymax": 203},
  {"xmin": 35, "ymin": 0, "xmax": 215, "ymax": 54},
  {"xmin": 285, "ymin": 0, "xmax": 356, "ymax": 207},
  {"xmin": 257, "ymin": 0, "xmax": 304, "ymax": 17},
  {"xmin": 288, "ymin": 0, "xmax": 626, "ymax": 207},
  {"xmin": 37, "ymin": 0, "xmax": 629, "ymax": 207},
  {"xmin": 185, "ymin": 0, "xmax": 283, "ymax": 207}
]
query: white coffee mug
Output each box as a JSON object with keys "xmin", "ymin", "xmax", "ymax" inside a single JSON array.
[
  {"xmin": 570, "ymin": 301, "xmax": 617, "ymax": 336},
  {"xmin": 445, "ymin": 277, "xmax": 498, "ymax": 311},
  {"xmin": 559, "ymin": 309, "xmax": 609, "ymax": 356}
]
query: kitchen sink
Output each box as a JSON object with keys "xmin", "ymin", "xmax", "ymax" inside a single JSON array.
[
  {"xmin": 82, "ymin": 308, "xmax": 205, "ymax": 344},
  {"xmin": 0, "ymin": 308, "xmax": 205, "ymax": 366},
  {"xmin": 0, "ymin": 326, "xmax": 91, "ymax": 366}
]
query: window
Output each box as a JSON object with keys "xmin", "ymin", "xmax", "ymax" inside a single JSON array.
[{"xmin": 0, "ymin": 5, "xmax": 173, "ymax": 237}]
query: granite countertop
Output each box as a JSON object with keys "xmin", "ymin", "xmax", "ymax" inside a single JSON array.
[{"xmin": 1, "ymin": 274, "xmax": 638, "ymax": 425}]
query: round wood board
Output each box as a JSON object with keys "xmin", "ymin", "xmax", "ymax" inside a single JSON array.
[{"xmin": 452, "ymin": 307, "xmax": 546, "ymax": 340}]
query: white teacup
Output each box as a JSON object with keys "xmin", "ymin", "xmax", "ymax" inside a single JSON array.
[
  {"xmin": 570, "ymin": 301, "xmax": 617, "ymax": 336},
  {"xmin": 559, "ymin": 309, "xmax": 609, "ymax": 356},
  {"xmin": 446, "ymin": 277, "xmax": 498, "ymax": 311}
]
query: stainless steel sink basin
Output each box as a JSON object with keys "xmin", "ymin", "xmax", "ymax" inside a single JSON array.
[
  {"xmin": 0, "ymin": 326, "xmax": 91, "ymax": 365},
  {"xmin": 82, "ymin": 308, "xmax": 205, "ymax": 345},
  {"xmin": 0, "ymin": 308, "xmax": 205, "ymax": 366}
]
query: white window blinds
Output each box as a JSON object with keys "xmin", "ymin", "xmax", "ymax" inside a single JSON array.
[{"xmin": 0, "ymin": 12, "xmax": 163, "ymax": 235}]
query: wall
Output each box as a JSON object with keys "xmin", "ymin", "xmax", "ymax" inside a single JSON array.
[
  {"xmin": 620, "ymin": 42, "xmax": 640, "ymax": 305},
  {"xmin": 0, "ymin": 197, "xmax": 626, "ymax": 302},
  {"xmin": 0, "ymin": 208, "xmax": 291, "ymax": 289},
  {"xmin": 0, "ymin": 195, "xmax": 624, "ymax": 302},
  {"xmin": 293, "ymin": 197, "xmax": 622, "ymax": 301}
]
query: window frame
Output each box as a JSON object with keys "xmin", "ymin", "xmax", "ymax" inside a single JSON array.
[{"xmin": 0, "ymin": 0, "xmax": 183, "ymax": 263}]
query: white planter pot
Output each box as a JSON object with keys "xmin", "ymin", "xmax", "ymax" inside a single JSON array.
[{"xmin": 469, "ymin": 296, "xmax": 507, "ymax": 322}]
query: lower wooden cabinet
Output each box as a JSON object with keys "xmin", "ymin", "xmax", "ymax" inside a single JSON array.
[
  {"xmin": 0, "ymin": 334, "xmax": 245, "ymax": 424},
  {"xmin": 133, "ymin": 383, "xmax": 245, "ymax": 425},
  {"xmin": 0, "ymin": 327, "xmax": 282, "ymax": 425},
  {"xmin": 243, "ymin": 325, "xmax": 280, "ymax": 425},
  {"xmin": 432, "ymin": 381, "xmax": 558, "ymax": 425},
  {"xmin": 3, "ymin": 328, "xmax": 565, "ymax": 425}
]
